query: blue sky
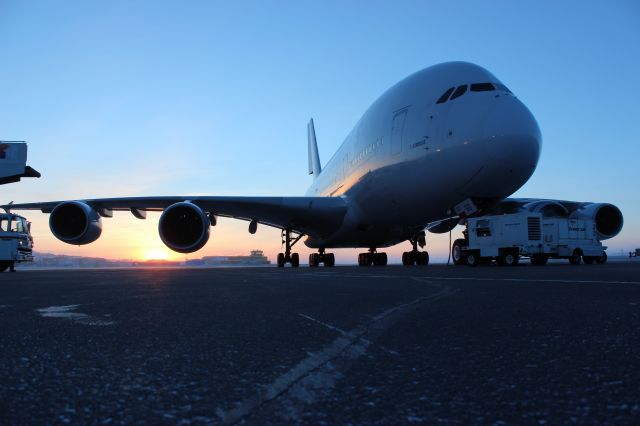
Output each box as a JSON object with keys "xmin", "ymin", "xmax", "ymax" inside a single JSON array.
[{"xmin": 1, "ymin": 1, "xmax": 639, "ymax": 262}]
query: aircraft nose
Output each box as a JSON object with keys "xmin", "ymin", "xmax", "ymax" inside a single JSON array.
[{"xmin": 484, "ymin": 97, "xmax": 541, "ymax": 168}]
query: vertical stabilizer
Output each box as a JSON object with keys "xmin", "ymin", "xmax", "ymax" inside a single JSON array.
[{"xmin": 307, "ymin": 118, "xmax": 322, "ymax": 179}]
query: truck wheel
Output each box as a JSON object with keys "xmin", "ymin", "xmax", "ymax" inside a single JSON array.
[
  {"xmin": 583, "ymin": 256, "xmax": 595, "ymax": 265},
  {"xmin": 530, "ymin": 255, "xmax": 548, "ymax": 266},
  {"xmin": 452, "ymin": 239, "xmax": 466, "ymax": 266},
  {"xmin": 466, "ymin": 252, "xmax": 480, "ymax": 267},
  {"xmin": 596, "ymin": 251, "xmax": 607, "ymax": 264},
  {"xmin": 503, "ymin": 252, "xmax": 519, "ymax": 266},
  {"xmin": 569, "ymin": 251, "xmax": 582, "ymax": 265}
]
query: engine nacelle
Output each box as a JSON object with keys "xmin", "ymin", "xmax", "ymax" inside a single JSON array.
[
  {"xmin": 571, "ymin": 203, "xmax": 623, "ymax": 240},
  {"xmin": 158, "ymin": 202, "xmax": 210, "ymax": 253},
  {"xmin": 49, "ymin": 201, "xmax": 102, "ymax": 245}
]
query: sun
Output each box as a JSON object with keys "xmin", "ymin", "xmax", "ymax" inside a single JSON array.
[{"xmin": 143, "ymin": 249, "xmax": 170, "ymax": 261}]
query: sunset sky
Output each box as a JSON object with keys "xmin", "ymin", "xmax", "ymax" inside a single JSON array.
[{"xmin": 1, "ymin": 1, "xmax": 639, "ymax": 263}]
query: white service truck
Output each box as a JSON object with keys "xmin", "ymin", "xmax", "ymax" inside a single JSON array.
[
  {"xmin": 452, "ymin": 212, "xmax": 608, "ymax": 266},
  {"xmin": 0, "ymin": 213, "xmax": 34, "ymax": 272}
]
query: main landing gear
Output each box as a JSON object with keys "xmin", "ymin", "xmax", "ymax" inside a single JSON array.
[
  {"xmin": 277, "ymin": 228, "xmax": 303, "ymax": 268},
  {"xmin": 357, "ymin": 248, "xmax": 388, "ymax": 266},
  {"xmin": 309, "ymin": 248, "xmax": 336, "ymax": 267},
  {"xmin": 402, "ymin": 232, "xmax": 429, "ymax": 266}
]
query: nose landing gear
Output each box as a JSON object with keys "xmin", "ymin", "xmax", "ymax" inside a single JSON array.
[
  {"xmin": 309, "ymin": 248, "xmax": 336, "ymax": 267},
  {"xmin": 277, "ymin": 228, "xmax": 303, "ymax": 267},
  {"xmin": 402, "ymin": 232, "xmax": 429, "ymax": 266},
  {"xmin": 357, "ymin": 248, "xmax": 387, "ymax": 266}
]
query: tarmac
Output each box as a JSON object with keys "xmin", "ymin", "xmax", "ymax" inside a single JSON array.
[{"xmin": 1, "ymin": 262, "xmax": 639, "ymax": 425}]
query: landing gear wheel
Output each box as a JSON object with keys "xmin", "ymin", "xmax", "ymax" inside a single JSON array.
[
  {"xmin": 325, "ymin": 253, "xmax": 335, "ymax": 267},
  {"xmin": 452, "ymin": 239, "xmax": 467, "ymax": 266},
  {"xmin": 309, "ymin": 253, "xmax": 319, "ymax": 267},
  {"xmin": 583, "ymin": 256, "xmax": 595, "ymax": 265},
  {"xmin": 373, "ymin": 252, "xmax": 387, "ymax": 266},
  {"xmin": 466, "ymin": 251, "xmax": 480, "ymax": 267},
  {"xmin": 277, "ymin": 253, "xmax": 285, "ymax": 268},
  {"xmin": 416, "ymin": 251, "xmax": 429, "ymax": 266},
  {"xmin": 402, "ymin": 252, "xmax": 413, "ymax": 266},
  {"xmin": 530, "ymin": 255, "xmax": 548, "ymax": 266},
  {"xmin": 291, "ymin": 253, "xmax": 300, "ymax": 267},
  {"xmin": 596, "ymin": 251, "xmax": 607, "ymax": 264},
  {"xmin": 569, "ymin": 251, "xmax": 582, "ymax": 265}
]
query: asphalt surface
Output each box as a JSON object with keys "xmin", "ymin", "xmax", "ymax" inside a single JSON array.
[{"xmin": 1, "ymin": 263, "xmax": 639, "ymax": 425}]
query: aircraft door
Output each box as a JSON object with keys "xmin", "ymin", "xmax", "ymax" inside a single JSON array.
[{"xmin": 391, "ymin": 109, "xmax": 408, "ymax": 156}]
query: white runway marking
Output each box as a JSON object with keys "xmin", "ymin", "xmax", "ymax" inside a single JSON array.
[
  {"xmin": 298, "ymin": 314, "xmax": 347, "ymax": 335},
  {"xmin": 415, "ymin": 276, "xmax": 640, "ymax": 285},
  {"xmin": 217, "ymin": 284, "xmax": 456, "ymax": 424},
  {"xmin": 36, "ymin": 305, "xmax": 115, "ymax": 326}
]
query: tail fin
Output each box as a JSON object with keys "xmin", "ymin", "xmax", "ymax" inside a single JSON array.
[{"xmin": 307, "ymin": 118, "xmax": 321, "ymax": 179}]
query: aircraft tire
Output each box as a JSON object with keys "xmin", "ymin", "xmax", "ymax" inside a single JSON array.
[
  {"xmin": 416, "ymin": 251, "xmax": 429, "ymax": 266},
  {"xmin": 325, "ymin": 253, "xmax": 335, "ymax": 267},
  {"xmin": 374, "ymin": 252, "xmax": 387, "ymax": 266},
  {"xmin": 401, "ymin": 252, "xmax": 413, "ymax": 266},
  {"xmin": 277, "ymin": 253, "xmax": 285, "ymax": 267},
  {"xmin": 291, "ymin": 253, "xmax": 300, "ymax": 267},
  {"xmin": 309, "ymin": 253, "xmax": 319, "ymax": 267}
]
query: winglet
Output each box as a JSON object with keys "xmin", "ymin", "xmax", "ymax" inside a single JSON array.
[{"xmin": 307, "ymin": 118, "xmax": 321, "ymax": 179}]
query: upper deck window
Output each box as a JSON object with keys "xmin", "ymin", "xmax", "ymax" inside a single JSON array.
[
  {"xmin": 449, "ymin": 85, "xmax": 468, "ymax": 100},
  {"xmin": 470, "ymin": 83, "xmax": 495, "ymax": 92},
  {"xmin": 436, "ymin": 87, "xmax": 455, "ymax": 104}
]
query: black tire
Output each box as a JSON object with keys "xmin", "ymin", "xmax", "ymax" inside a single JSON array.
[
  {"xmin": 596, "ymin": 251, "xmax": 607, "ymax": 264},
  {"xmin": 0, "ymin": 262, "xmax": 9, "ymax": 273},
  {"xmin": 583, "ymin": 256, "xmax": 595, "ymax": 265},
  {"xmin": 374, "ymin": 252, "xmax": 387, "ymax": 266},
  {"xmin": 325, "ymin": 253, "xmax": 335, "ymax": 267},
  {"xmin": 416, "ymin": 251, "xmax": 429, "ymax": 266},
  {"xmin": 277, "ymin": 253, "xmax": 285, "ymax": 267},
  {"xmin": 503, "ymin": 252, "xmax": 519, "ymax": 266},
  {"xmin": 530, "ymin": 255, "xmax": 548, "ymax": 266},
  {"xmin": 402, "ymin": 252, "xmax": 413, "ymax": 266},
  {"xmin": 569, "ymin": 251, "xmax": 582, "ymax": 265},
  {"xmin": 452, "ymin": 239, "xmax": 466, "ymax": 266},
  {"xmin": 291, "ymin": 253, "xmax": 300, "ymax": 267},
  {"xmin": 466, "ymin": 252, "xmax": 480, "ymax": 267},
  {"xmin": 309, "ymin": 253, "xmax": 318, "ymax": 267}
]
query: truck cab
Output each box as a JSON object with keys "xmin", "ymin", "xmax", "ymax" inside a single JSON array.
[{"xmin": 0, "ymin": 213, "xmax": 34, "ymax": 272}]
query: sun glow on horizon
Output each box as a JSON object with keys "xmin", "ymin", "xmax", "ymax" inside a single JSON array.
[{"xmin": 141, "ymin": 249, "xmax": 172, "ymax": 261}]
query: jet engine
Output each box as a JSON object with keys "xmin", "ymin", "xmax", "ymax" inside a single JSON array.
[
  {"xmin": 49, "ymin": 201, "xmax": 102, "ymax": 244},
  {"xmin": 158, "ymin": 202, "xmax": 211, "ymax": 253},
  {"xmin": 571, "ymin": 203, "xmax": 623, "ymax": 240}
]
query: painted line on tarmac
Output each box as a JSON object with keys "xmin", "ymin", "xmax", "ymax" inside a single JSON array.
[
  {"xmin": 35, "ymin": 305, "xmax": 115, "ymax": 326},
  {"xmin": 216, "ymin": 284, "xmax": 456, "ymax": 424},
  {"xmin": 414, "ymin": 276, "xmax": 640, "ymax": 285}
]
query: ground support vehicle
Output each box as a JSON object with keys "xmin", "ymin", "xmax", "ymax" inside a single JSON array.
[
  {"xmin": 451, "ymin": 212, "xmax": 607, "ymax": 266},
  {"xmin": 0, "ymin": 213, "xmax": 34, "ymax": 272}
]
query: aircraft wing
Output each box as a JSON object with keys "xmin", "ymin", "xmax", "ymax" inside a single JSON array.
[{"xmin": 1, "ymin": 196, "xmax": 348, "ymax": 238}]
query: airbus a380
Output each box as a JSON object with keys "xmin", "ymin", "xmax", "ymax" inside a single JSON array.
[{"xmin": 2, "ymin": 62, "xmax": 623, "ymax": 267}]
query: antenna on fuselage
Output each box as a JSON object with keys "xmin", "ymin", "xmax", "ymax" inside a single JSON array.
[{"xmin": 307, "ymin": 118, "xmax": 322, "ymax": 179}]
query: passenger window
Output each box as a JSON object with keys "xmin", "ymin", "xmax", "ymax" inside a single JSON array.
[
  {"xmin": 470, "ymin": 83, "xmax": 495, "ymax": 92},
  {"xmin": 436, "ymin": 87, "xmax": 455, "ymax": 104},
  {"xmin": 450, "ymin": 85, "xmax": 468, "ymax": 100},
  {"xmin": 495, "ymin": 83, "xmax": 512, "ymax": 94},
  {"xmin": 476, "ymin": 220, "xmax": 491, "ymax": 237},
  {"xmin": 0, "ymin": 218, "xmax": 7, "ymax": 232}
]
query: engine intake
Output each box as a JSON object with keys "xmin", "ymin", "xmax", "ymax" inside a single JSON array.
[
  {"xmin": 572, "ymin": 203, "xmax": 623, "ymax": 240},
  {"xmin": 158, "ymin": 202, "xmax": 210, "ymax": 253},
  {"xmin": 49, "ymin": 201, "xmax": 102, "ymax": 245}
]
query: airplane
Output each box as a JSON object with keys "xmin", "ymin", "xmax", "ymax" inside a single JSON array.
[
  {"xmin": 1, "ymin": 62, "xmax": 623, "ymax": 267},
  {"xmin": 0, "ymin": 141, "xmax": 40, "ymax": 185}
]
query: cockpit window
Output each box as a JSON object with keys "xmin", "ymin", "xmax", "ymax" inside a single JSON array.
[
  {"xmin": 449, "ymin": 85, "xmax": 467, "ymax": 100},
  {"xmin": 470, "ymin": 83, "xmax": 495, "ymax": 92},
  {"xmin": 495, "ymin": 83, "xmax": 512, "ymax": 94},
  {"xmin": 436, "ymin": 87, "xmax": 455, "ymax": 104}
]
